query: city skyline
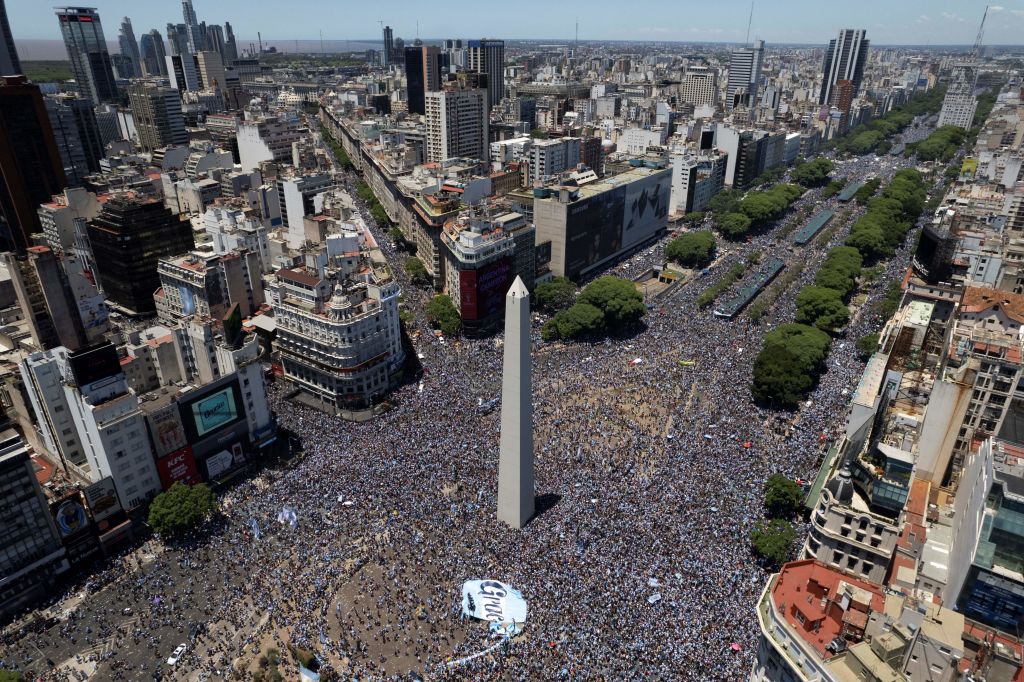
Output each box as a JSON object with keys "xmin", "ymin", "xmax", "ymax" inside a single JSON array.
[{"xmin": 5, "ymin": 0, "xmax": 1017, "ymax": 47}]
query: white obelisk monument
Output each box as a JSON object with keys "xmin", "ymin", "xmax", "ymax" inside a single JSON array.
[{"xmin": 497, "ymin": 276, "xmax": 535, "ymax": 529}]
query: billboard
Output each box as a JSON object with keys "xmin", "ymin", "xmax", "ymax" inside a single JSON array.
[
  {"xmin": 148, "ymin": 403, "xmax": 188, "ymax": 457},
  {"xmin": 156, "ymin": 447, "xmax": 200, "ymax": 489},
  {"xmin": 68, "ymin": 342, "xmax": 120, "ymax": 387},
  {"xmin": 83, "ymin": 477, "xmax": 122, "ymax": 524},
  {"xmin": 459, "ymin": 257, "xmax": 512, "ymax": 321},
  {"xmin": 52, "ymin": 495, "xmax": 89, "ymax": 537},
  {"xmin": 564, "ymin": 185, "xmax": 626, "ymax": 280},
  {"xmin": 204, "ymin": 447, "xmax": 246, "ymax": 479},
  {"xmin": 622, "ymin": 172, "xmax": 670, "ymax": 250},
  {"xmin": 179, "ymin": 379, "xmax": 245, "ymax": 442}
]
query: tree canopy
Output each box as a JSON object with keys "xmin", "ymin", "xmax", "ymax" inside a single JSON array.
[
  {"xmin": 813, "ymin": 246, "xmax": 863, "ymax": 298},
  {"xmin": 426, "ymin": 295, "xmax": 462, "ymax": 337},
  {"xmin": 541, "ymin": 303, "xmax": 605, "ymax": 341},
  {"xmin": 665, "ymin": 230, "xmax": 716, "ymax": 267},
  {"xmin": 765, "ymin": 474, "xmax": 804, "ymax": 519},
  {"xmin": 717, "ymin": 212, "xmax": 753, "ymax": 239},
  {"xmin": 750, "ymin": 518, "xmax": 797, "ymax": 567},
  {"xmin": 404, "ymin": 257, "xmax": 430, "ymax": 285},
  {"xmin": 752, "ymin": 323, "xmax": 831, "ymax": 408},
  {"xmin": 149, "ymin": 483, "xmax": 217, "ymax": 538},
  {"xmin": 795, "ymin": 285, "xmax": 850, "ymax": 332},
  {"xmin": 534, "ymin": 277, "xmax": 576, "ymax": 312},
  {"xmin": 791, "ymin": 158, "xmax": 834, "ymax": 187},
  {"xmin": 578, "ymin": 276, "xmax": 645, "ymax": 331}
]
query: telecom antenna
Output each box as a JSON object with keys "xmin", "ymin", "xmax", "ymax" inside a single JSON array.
[
  {"xmin": 973, "ymin": 5, "xmax": 988, "ymax": 60},
  {"xmin": 575, "ymin": 18, "xmax": 579, "ymax": 52},
  {"xmin": 745, "ymin": 2, "xmax": 754, "ymax": 46}
]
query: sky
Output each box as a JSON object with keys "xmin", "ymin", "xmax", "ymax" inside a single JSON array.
[{"xmin": 6, "ymin": 0, "xmax": 1021, "ymax": 48}]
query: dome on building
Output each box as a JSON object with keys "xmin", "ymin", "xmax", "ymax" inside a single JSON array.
[{"xmin": 824, "ymin": 465, "xmax": 854, "ymax": 504}]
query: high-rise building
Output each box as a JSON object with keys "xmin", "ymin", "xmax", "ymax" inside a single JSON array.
[
  {"xmin": 382, "ymin": 25, "xmax": 394, "ymax": 67},
  {"xmin": 938, "ymin": 62, "xmax": 979, "ymax": 130},
  {"xmin": 0, "ymin": 429, "xmax": 68, "ymax": 622},
  {"xmin": 820, "ymin": 29, "xmax": 869, "ymax": 105},
  {"xmin": 205, "ymin": 24, "xmax": 225, "ymax": 58},
  {"xmin": 726, "ymin": 39, "xmax": 764, "ymax": 114},
  {"xmin": 140, "ymin": 29, "xmax": 168, "ymax": 77},
  {"xmin": 181, "ymin": 0, "xmax": 204, "ymax": 54},
  {"xmin": 166, "ymin": 53, "xmax": 201, "ymax": 92},
  {"xmin": 0, "ymin": 76, "xmax": 66, "ymax": 253},
  {"xmin": 678, "ymin": 65, "xmax": 718, "ymax": 107},
  {"xmin": 166, "ymin": 23, "xmax": 189, "ymax": 56},
  {"xmin": 87, "ymin": 196, "xmax": 195, "ymax": 314},
  {"xmin": 44, "ymin": 94, "xmax": 102, "ymax": 187},
  {"xmin": 223, "ymin": 22, "xmax": 238, "ymax": 62},
  {"xmin": 276, "ymin": 172, "xmax": 335, "ymax": 248},
  {"xmin": 117, "ymin": 16, "xmax": 141, "ymax": 76},
  {"xmin": 0, "ymin": 0, "xmax": 21, "ymax": 76},
  {"xmin": 2, "ymin": 246, "xmax": 88, "ymax": 351},
  {"xmin": 55, "ymin": 7, "xmax": 118, "ymax": 105},
  {"xmin": 467, "ymin": 39, "xmax": 505, "ymax": 108},
  {"xmin": 405, "ymin": 45, "xmax": 441, "ymax": 116},
  {"xmin": 196, "ymin": 50, "xmax": 226, "ymax": 91},
  {"xmin": 425, "ymin": 85, "xmax": 489, "ymax": 163},
  {"xmin": 127, "ymin": 83, "xmax": 187, "ymax": 153}
]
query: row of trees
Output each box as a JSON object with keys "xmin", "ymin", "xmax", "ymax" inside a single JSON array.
[
  {"xmin": 750, "ymin": 474, "xmax": 805, "ymax": 567},
  {"xmin": 854, "ymin": 177, "xmax": 882, "ymax": 205},
  {"xmin": 832, "ymin": 85, "xmax": 947, "ymax": 156},
  {"xmin": 665, "ymin": 230, "xmax": 716, "ymax": 267},
  {"xmin": 714, "ymin": 184, "xmax": 805, "ymax": 239},
  {"xmin": 845, "ymin": 169, "xmax": 927, "ymax": 262},
  {"xmin": 541, "ymin": 276, "xmax": 645, "ymax": 341},
  {"xmin": 794, "ymin": 246, "xmax": 863, "ymax": 332},
  {"xmin": 751, "ymin": 323, "xmax": 832, "ymax": 408},
  {"xmin": 790, "ymin": 158, "xmax": 835, "ymax": 187},
  {"xmin": 907, "ymin": 125, "xmax": 968, "ymax": 162},
  {"xmin": 355, "ymin": 180, "xmax": 391, "ymax": 229},
  {"xmin": 426, "ymin": 294, "xmax": 462, "ymax": 336},
  {"xmin": 319, "ymin": 123, "xmax": 354, "ymax": 171}
]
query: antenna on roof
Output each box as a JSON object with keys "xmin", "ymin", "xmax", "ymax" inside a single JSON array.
[
  {"xmin": 973, "ymin": 5, "xmax": 988, "ymax": 60},
  {"xmin": 745, "ymin": 1, "xmax": 754, "ymax": 46},
  {"xmin": 575, "ymin": 18, "xmax": 579, "ymax": 52}
]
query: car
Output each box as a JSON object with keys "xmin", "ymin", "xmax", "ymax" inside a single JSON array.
[{"xmin": 167, "ymin": 643, "xmax": 187, "ymax": 666}]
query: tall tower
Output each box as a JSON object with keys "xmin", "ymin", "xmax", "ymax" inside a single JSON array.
[
  {"xmin": 497, "ymin": 276, "xmax": 535, "ymax": 529},
  {"xmin": 182, "ymin": 0, "xmax": 204, "ymax": 54},
  {"xmin": 0, "ymin": 0, "xmax": 22, "ymax": 76},
  {"xmin": 467, "ymin": 39, "xmax": 505, "ymax": 108},
  {"xmin": 726, "ymin": 39, "xmax": 764, "ymax": 115},
  {"xmin": 382, "ymin": 25, "xmax": 394, "ymax": 66},
  {"xmin": 819, "ymin": 29, "xmax": 869, "ymax": 105},
  {"xmin": 55, "ymin": 7, "xmax": 118, "ymax": 104},
  {"xmin": 118, "ymin": 17, "xmax": 141, "ymax": 76}
]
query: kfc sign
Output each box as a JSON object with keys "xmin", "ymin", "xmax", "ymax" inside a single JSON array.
[{"xmin": 157, "ymin": 447, "xmax": 200, "ymax": 489}]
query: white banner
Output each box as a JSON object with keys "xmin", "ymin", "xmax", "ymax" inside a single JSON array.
[{"xmin": 460, "ymin": 580, "xmax": 527, "ymax": 625}]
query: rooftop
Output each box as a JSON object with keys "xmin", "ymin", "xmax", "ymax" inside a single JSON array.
[{"xmin": 961, "ymin": 286, "xmax": 1024, "ymax": 325}]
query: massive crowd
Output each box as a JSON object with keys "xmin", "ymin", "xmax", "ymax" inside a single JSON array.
[{"xmin": 0, "ymin": 131, "xmax": 937, "ymax": 681}]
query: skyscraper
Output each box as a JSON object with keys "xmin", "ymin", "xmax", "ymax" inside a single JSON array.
[
  {"xmin": 819, "ymin": 29, "xmax": 869, "ymax": 105},
  {"xmin": 206, "ymin": 24, "xmax": 225, "ymax": 58},
  {"xmin": 405, "ymin": 45, "xmax": 441, "ymax": 116},
  {"xmin": 44, "ymin": 94, "xmax": 103, "ymax": 187},
  {"xmin": 182, "ymin": 0, "xmax": 204, "ymax": 54},
  {"xmin": 127, "ymin": 84, "xmax": 187, "ymax": 152},
  {"xmin": 726, "ymin": 39, "xmax": 765, "ymax": 114},
  {"xmin": 224, "ymin": 22, "xmax": 238, "ymax": 62},
  {"xmin": 166, "ymin": 23, "xmax": 189, "ymax": 56},
  {"xmin": 140, "ymin": 29, "xmax": 168, "ymax": 77},
  {"xmin": 938, "ymin": 63, "xmax": 979, "ymax": 130},
  {"xmin": 118, "ymin": 17, "xmax": 142, "ymax": 76},
  {"xmin": 0, "ymin": 76, "xmax": 66, "ymax": 252},
  {"xmin": 425, "ymin": 84, "xmax": 489, "ymax": 163},
  {"xmin": 467, "ymin": 39, "xmax": 505, "ymax": 108},
  {"xmin": 0, "ymin": 0, "xmax": 21, "ymax": 76},
  {"xmin": 55, "ymin": 7, "xmax": 118, "ymax": 104},
  {"xmin": 382, "ymin": 25, "xmax": 394, "ymax": 66}
]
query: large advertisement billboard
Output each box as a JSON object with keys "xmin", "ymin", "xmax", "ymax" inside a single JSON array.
[
  {"xmin": 459, "ymin": 258, "xmax": 512, "ymax": 321},
  {"xmin": 148, "ymin": 403, "xmax": 188, "ymax": 457},
  {"xmin": 564, "ymin": 185, "xmax": 626, "ymax": 279},
  {"xmin": 83, "ymin": 477, "xmax": 121, "ymax": 524},
  {"xmin": 52, "ymin": 494, "xmax": 90, "ymax": 537},
  {"xmin": 179, "ymin": 379, "xmax": 245, "ymax": 442},
  {"xmin": 621, "ymin": 173, "xmax": 670, "ymax": 250},
  {"xmin": 156, "ymin": 447, "xmax": 200, "ymax": 489},
  {"xmin": 68, "ymin": 343, "xmax": 120, "ymax": 387}
]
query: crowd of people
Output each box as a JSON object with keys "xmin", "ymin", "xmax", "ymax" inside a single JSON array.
[{"xmin": 0, "ymin": 128, "xmax": 937, "ymax": 681}]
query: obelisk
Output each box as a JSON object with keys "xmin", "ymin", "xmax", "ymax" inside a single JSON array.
[{"xmin": 497, "ymin": 276, "xmax": 534, "ymax": 529}]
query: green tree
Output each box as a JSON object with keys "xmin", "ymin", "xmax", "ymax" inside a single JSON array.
[
  {"xmin": 717, "ymin": 212, "xmax": 753, "ymax": 239},
  {"xmin": 845, "ymin": 221, "xmax": 890, "ymax": 261},
  {"xmin": 541, "ymin": 303, "xmax": 605, "ymax": 341},
  {"xmin": 764, "ymin": 473, "xmax": 804, "ymax": 519},
  {"xmin": 795, "ymin": 285, "xmax": 850, "ymax": 332},
  {"xmin": 426, "ymin": 295, "xmax": 462, "ymax": 336},
  {"xmin": 665, "ymin": 230, "xmax": 716, "ymax": 267},
  {"xmin": 750, "ymin": 519, "xmax": 797, "ymax": 567},
  {"xmin": 854, "ymin": 177, "xmax": 882, "ymax": 205},
  {"xmin": 404, "ymin": 257, "xmax": 430, "ymax": 285},
  {"xmin": 682, "ymin": 211, "xmax": 706, "ymax": 225},
  {"xmin": 791, "ymin": 158, "xmax": 834, "ymax": 187},
  {"xmin": 856, "ymin": 332, "xmax": 880, "ymax": 360},
  {"xmin": 534, "ymin": 277, "xmax": 576, "ymax": 312},
  {"xmin": 822, "ymin": 179, "xmax": 845, "ymax": 198},
  {"xmin": 752, "ymin": 344, "xmax": 816, "ymax": 408},
  {"xmin": 707, "ymin": 188, "xmax": 744, "ymax": 215},
  {"xmin": 148, "ymin": 482, "xmax": 217, "ymax": 538},
  {"xmin": 578, "ymin": 276, "xmax": 645, "ymax": 331},
  {"xmin": 814, "ymin": 246, "xmax": 863, "ymax": 298}
]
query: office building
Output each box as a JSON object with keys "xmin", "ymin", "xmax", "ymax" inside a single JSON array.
[
  {"xmin": 205, "ymin": 24, "xmax": 225, "ymax": 58},
  {"xmin": 267, "ymin": 242, "xmax": 404, "ymax": 409},
  {"xmin": 820, "ymin": 29, "xmax": 869, "ymax": 106},
  {"xmin": 1, "ymin": 247, "xmax": 87, "ymax": 351},
  {"xmin": 86, "ymin": 195, "xmax": 195, "ymax": 314},
  {"xmin": 678, "ymin": 65, "xmax": 717, "ymax": 107},
  {"xmin": 534, "ymin": 166, "xmax": 671, "ymax": 281},
  {"xmin": 527, "ymin": 137, "xmax": 581, "ymax": 183},
  {"xmin": 0, "ymin": 429, "xmax": 68, "ymax": 622},
  {"xmin": 0, "ymin": 0, "xmax": 21, "ymax": 76},
  {"xmin": 405, "ymin": 45, "xmax": 441, "ymax": 116},
  {"xmin": 223, "ymin": 22, "xmax": 238, "ymax": 62},
  {"xmin": 236, "ymin": 117, "xmax": 304, "ymax": 171},
  {"xmin": 0, "ymin": 76, "xmax": 67, "ymax": 253},
  {"xmin": 669, "ymin": 150, "xmax": 727, "ymax": 216},
  {"xmin": 44, "ymin": 94, "xmax": 103, "ymax": 187},
  {"xmin": 127, "ymin": 84, "xmax": 187, "ymax": 153},
  {"xmin": 155, "ymin": 250, "xmax": 263, "ymax": 326},
  {"xmin": 382, "ymin": 25, "xmax": 394, "ymax": 67},
  {"xmin": 139, "ymin": 29, "xmax": 167, "ymax": 77},
  {"xmin": 55, "ymin": 7, "xmax": 118, "ymax": 104},
  {"xmin": 726, "ymin": 40, "xmax": 764, "ymax": 114},
  {"xmin": 181, "ymin": 0, "xmax": 204, "ymax": 54},
  {"xmin": 425, "ymin": 86, "xmax": 489, "ymax": 163},
  {"xmin": 117, "ymin": 16, "xmax": 141, "ymax": 77},
  {"xmin": 196, "ymin": 50, "xmax": 226, "ymax": 91},
  {"xmin": 166, "ymin": 23, "xmax": 188, "ymax": 56},
  {"xmin": 938, "ymin": 62, "xmax": 979, "ymax": 130},
  {"xmin": 277, "ymin": 172, "xmax": 335, "ymax": 248},
  {"xmin": 467, "ymin": 39, "xmax": 505, "ymax": 108},
  {"xmin": 166, "ymin": 52, "xmax": 201, "ymax": 92}
]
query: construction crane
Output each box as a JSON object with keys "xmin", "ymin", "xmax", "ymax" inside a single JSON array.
[{"xmin": 973, "ymin": 5, "xmax": 988, "ymax": 60}]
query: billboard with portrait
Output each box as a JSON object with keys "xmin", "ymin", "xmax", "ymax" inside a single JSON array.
[
  {"xmin": 621, "ymin": 172, "xmax": 670, "ymax": 250},
  {"xmin": 52, "ymin": 495, "xmax": 90, "ymax": 537},
  {"xmin": 459, "ymin": 258, "xmax": 512, "ymax": 321},
  {"xmin": 179, "ymin": 379, "xmax": 245, "ymax": 442},
  {"xmin": 148, "ymin": 403, "xmax": 188, "ymax": 457},
  {"xmin": 83, "ymin": 477, "xmax": 121, "ymax": 524},
  {"xmin": 563, "ymin": 185, "xmax": 625, "ymax": 280},
  {"xmin": 156, "ymin": 447, "xmax": 200, "ymax": 489}
]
